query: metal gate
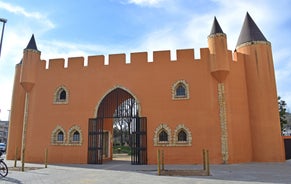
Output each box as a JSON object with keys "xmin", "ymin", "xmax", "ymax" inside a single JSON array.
[
  {"xmin": 284, "ymin": 137, "xmax": 291, "ymax": 160},
  {"xmin": 88, "ymin": 118, "xmax": 103, "ymax": 164},
  {"xmin": 131, "ymin": 117, "xmax": 147, "ymax": 165},
  {"xmin": 87, "ymin": 88, "xmax": 147, "ymax": 165},
  {"xmin": 87, "ymin": 117, "xmax": 147, "ymax": 164}
]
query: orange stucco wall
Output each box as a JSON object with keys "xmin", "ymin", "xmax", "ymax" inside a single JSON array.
[{"xmin": 7, "ymin": 31, "xmax": 285, "ymax": 165}]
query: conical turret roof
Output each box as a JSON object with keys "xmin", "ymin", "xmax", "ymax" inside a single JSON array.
[
  {"xmin": 236, "ymin": 12, "xmax": 267, "ymax": 47},
  {"xmin": 209, "ymin": 16, "xmax": 224, "ymax": 35},
  {"xmin": 25, "ymin": 34, "xmax": 38, "ymax": 51}
]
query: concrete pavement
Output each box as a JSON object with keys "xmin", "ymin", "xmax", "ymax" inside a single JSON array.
[{"xmin": 1, "ymin": 157, "xmax": 291, "ymax": 184}]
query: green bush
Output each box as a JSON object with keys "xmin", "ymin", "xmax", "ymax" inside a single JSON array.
[{"xmin": 113, "ymin": 146, "xmax": 131, "ymax": 155}]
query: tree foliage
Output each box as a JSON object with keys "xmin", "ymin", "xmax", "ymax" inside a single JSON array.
[
  {"xmin": 278, "ymin": 96, "xmax": 287, "ymax": 131},
  {"xmin": 113, "ymin": 98, "xmax": 138, "ymax": 146}
]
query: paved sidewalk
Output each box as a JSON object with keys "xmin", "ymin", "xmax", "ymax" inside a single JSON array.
[{"xmin": 1, "ymin": 158, "xmax": 291, "ymax": 184}]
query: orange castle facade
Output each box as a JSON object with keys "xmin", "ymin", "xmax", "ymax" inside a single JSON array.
[{"xmin": 7, "ymin": 13, "xmax": 285, "ymax": 165}]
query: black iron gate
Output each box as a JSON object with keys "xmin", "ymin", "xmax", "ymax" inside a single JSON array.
[
  {"xmin": 88, "ymin": 88, "xmax": 147, "ymax": 165},
  {"xmin": 284, "ymin": 137, "xmax": 291, "ymax": 160},
  {"xmin": 88, "ymin": 118, "xmax": 103, "ymax": 164},
  {"xmin": 87, "ymin": 116, "xmax": 147, "ymax": 165},
  {"xmin": 131, "ymin": 117, "xmax": 147, "ymax": 165}
]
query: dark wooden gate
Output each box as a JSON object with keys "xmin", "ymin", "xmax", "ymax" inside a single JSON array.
[
  {"xmin": 88, "ymin": 118, "xmax": 103, "ymax": 164},
  {"xmin": 131, "ymin": 117, "xmax": 147, "ymax": 165}
]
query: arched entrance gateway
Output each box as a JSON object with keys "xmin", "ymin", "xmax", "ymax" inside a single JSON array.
[{"xmin": 88, "ymin": 88, "xmax": 147, "ymax": 165}]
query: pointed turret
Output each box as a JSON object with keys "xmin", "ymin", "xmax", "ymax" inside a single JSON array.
[
  {"xmin": 208, "ymin": 17, "xmax": 229, "ymax": 82},
  {"xmin": 25, "ymin": 34, "xmax": 39, "ymax": 51},
  {"xmin": 20, "ymin": 34, "xmax": 41, "ymax": 92},
  {"xmin": 236, "ymin": 12, "xmax": 268, "ymax": 47},
  {"xmin": 236, "ymin": 13, "xmax": 284, "ymax": 162},
  {"xmin": 210, "ymin": 17, "xmax": 224, "ymax": 35}
]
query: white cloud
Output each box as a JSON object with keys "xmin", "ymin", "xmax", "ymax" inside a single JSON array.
[
  {"xmin": 0, "ymin": 1, "xmax": 40, "ymax": 18},
  {"xmin": 131, "ymin": 0, "xmax": 291, "ymax": 110},
  {"xmin": 127, "ymin": 0, "xmax": 165, "ymax": 7},
  {"xmin": 0, "ymin": 32, "xmax": 26, "ymax": 120},
  {"xmin": 0, "ymin": 1, "xmax": 56, "ymax": 120},
  {"xmin": 0, "ymin": 1, "xmax": 55, "ymax": 30}
]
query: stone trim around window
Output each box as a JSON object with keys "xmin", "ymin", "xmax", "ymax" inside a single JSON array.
[
  {"xmin": 68, "ymin": 125, "xmax": 82, "ymax": 145},
  {"xmin": 173, "ymin": 124, "xmax": 192, "ymax": 146},
  {"xmin": 172, "ymin": 80, "xmax": 190, "ymax": 100},
  {"xmin": 51, "ymin": 125, "xmax": 66, "ymax": 145},
  {"xmin": 153, "ymin": 124, "xmax": 172, "ymax": 146},
  {"xmin": 154, "ymin": 124, "xmax": 192, "ymax": 147},
  {"xmin": 53, "ymin": 85, "xmax": 69, "ymax": 104},
  {"xmin": 51, "ymin": 125, "xmax": 82, "ymax": 146}
]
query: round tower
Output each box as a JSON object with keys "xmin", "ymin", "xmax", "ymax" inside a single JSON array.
[
  {"xmin": 208, "ymin": 17, "xmax": 229, "ymax": 82},
  {"xmin": 6, "ymin": 61, "xmax": 26, "ymax": 160},
  {"xmin": 236, "ymin": 13, "xmax": 284, "ymax": 162},
  {"xmin": 208, "ymin": 17, "xmax": 231, "ymax": 164},
  {"xmin": 20, "ymin": 34, "xmax": 41, "ymax": 92},
  {"xmin": 19, "ymin": 34, "xmax": 41, "ymax": 166}
]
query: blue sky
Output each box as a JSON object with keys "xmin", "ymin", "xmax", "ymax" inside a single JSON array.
[{"xmin": 0, "ymin": 0, "xmax": 291, "ymax": 120}]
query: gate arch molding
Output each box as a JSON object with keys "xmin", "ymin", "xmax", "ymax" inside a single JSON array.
[
  {"xmin": 93, "ymin": 85, "xmax": 142, "ymax": 117},
  {"xmin": 88, "ymin": 85, "xmax": 147, "ymax": 165}
]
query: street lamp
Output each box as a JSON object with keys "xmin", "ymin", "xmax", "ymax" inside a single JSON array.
[{"xmin": 0, "ymin": 18, "xmax": 7, "ymax": 58}]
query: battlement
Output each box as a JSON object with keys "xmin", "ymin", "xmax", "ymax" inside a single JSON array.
[{"xmin": 44, "ymin": 48, "xmax": 215, "ymax": 71}]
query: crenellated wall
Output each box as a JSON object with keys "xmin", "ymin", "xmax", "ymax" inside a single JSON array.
[
  {"xmin": 8, "ymin": 45, "xmax": 252, "ymax": 165},
  {"xmin": 43, "ymin": 48, "xmax": 236, "ymax": 71}
]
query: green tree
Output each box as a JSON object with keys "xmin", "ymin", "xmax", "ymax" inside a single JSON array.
[{"xmin": 278, "ymin": 96, "xmax": 287, "ymax": 131}]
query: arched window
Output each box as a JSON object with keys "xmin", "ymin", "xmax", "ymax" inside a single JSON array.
[
  {"xmin": 59, "ymin": 90, "xmax": 66, "ymax": 100},
  {"xmin": 57, "ymin": 131, "xmax": 64, "ymax": 142},
  {"xmin": 72, "ymin": 131, "xmax": 80, "ymax": 142},
  {"xmin": 173, "ymin": 124, "xmax": 192, "ymax": 146},
  {"xmin": 153, "ymin": 124, "xmax": 171, "ymax": 146},
  {"xmin": 51, "ymin": 126, "xmax": 66, "ymax": 145},
  {"xmin": 176, "ymin": 84, "xmax": 186, "ymax": 97},
  {"xmin": 159, "ymin": 130, "xmax": 168, "ymax": 142},
  {"xmin": 53, "ymin": 86, "xmax": 69, "ymax": 104},
  {"xmin": 68, "ymin": 125, "xmax": 82, "ymax": 145},
  {"xmin": 172, "ymin": 80, "xmax": 189, "ymax": 100},
  {"xmin": 178, "ymin": 130, "xmax": 187, "ymax": 142}
]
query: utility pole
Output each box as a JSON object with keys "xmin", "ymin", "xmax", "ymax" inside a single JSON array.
[{"xmin": 0, "ymin": 18, "xmax": 7, "ymax": 58}]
